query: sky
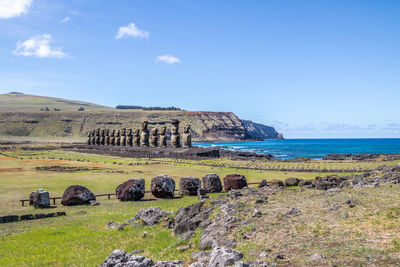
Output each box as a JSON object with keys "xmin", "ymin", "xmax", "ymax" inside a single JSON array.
[{"xmin": 0, "ymin": 0, "xmax": 399, "ymax": 138}]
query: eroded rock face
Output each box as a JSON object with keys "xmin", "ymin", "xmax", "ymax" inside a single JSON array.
[
  {"xmin": 134, "ymin": 207, "xmax": 171, "ymax": 225},
  {"xmin": 116, "ymin": 178, "xmax": 145, "ymax": 201},
  {"xmin": 61, "ymin": 185, "xmax": 95, "ymax": 206},
  {"xmin": 208, "ymin": 247, "xmax": 243, "ymax": 267},
  {"xmin": 202, "ymin": 174, "xmax": 222, "ymax": 193},
  {"xmin": 179, "ymin": 177, "xmax": 201, "ymax": 196},
  {"xmin": 100, "ymin": 249, "xmax": 154, "ymax": 267},
  {"xmin": 223, "ymin": 174, "xmax": 247, "ymax": 191},
  {"xmin": 174, "ymin": 201, "xmax": 206, "ymax": 236},
  {"xmin": 151, "ymin": 175, "xmax": 175, "ymax": 198},
  {"xmin": 29, "ymin": 189, "xmax": 50, "ymax": 208}
]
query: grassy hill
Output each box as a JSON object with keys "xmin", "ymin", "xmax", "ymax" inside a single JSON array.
[{"xmin": 0, "ymin": 93, "xmax": 114, "ymax": 112}]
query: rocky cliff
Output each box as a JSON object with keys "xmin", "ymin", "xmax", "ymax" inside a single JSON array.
[
  {"xmin": 241, "ymin": 120, "xmax": 279, "ymax": 139},
  {"xmin": 0, "ymin": 110, "xmax": 250, "ymax": 141}
]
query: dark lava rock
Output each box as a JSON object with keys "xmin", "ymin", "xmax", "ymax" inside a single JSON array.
[
  {"xmin": 29, "ymin": 189, "xmax": 50, "ymax": 208},
  {"xmin": 284, "ymin": 177, "xmax": 300, "ymax": 186},
  {"xmin": 298, "ymin": 180, "xmax": 313, "ymax": 187},
  {"xmin": 223, "ymin": 174, "xmax": 247, "ymax": 191},
  {"xmin": 100, "ymin": 249, "xmax": 154, "ymax": 267},
  {"xmin": 313, "ymin": 175, "xmax": 349, "ymax": 190},
  {"xmin": 116, "ymin": 178, "xmax": 145, "ymax": 201},
  {"xmin": 197, "ymin": 188, "xmax": 209, "ymax": 200},
  {"xmin": 151, "ymin": 175, "xmax": 175, "ymax": 198},
  {"xmin": 174, "ymin": 201, "xmax": 206, "ymax": 236},
  {"xmin": 1, "ymin": 215, "xmax": 19, "ymax": 223},
  {"xmin": 57, "ymin": 211, "xmax": 66, "ymax": 216},
  {"xmin": 154, "ymin": 260, "xmax": 185, "ymax": 267},
  {"xmin": 179, "ymin": 177, "xmax": 201, "ymax": 196},
  {"xmin": 20, "ymin": 214, "xmax": 34, "ymax": 221},
  {"xmin": 61, "ymin": 185, "xmax": 96, "ymax": 206},
  {"xmin": 202, "ymin": 173, "xmax": 222, "ymax": 193},
  {"xmin": 35, "ymin": 213, "xmax": 47, "ymax": 219},
  {"xmin": 258, "ymin": 179, "xmax": 267, "ymax": 188},
  {"xmin": 268, "ymin": 179, "xmax": 284, "ymax": 187}
]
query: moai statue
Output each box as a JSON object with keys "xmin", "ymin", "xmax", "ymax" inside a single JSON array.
[
  {"xmin": 150, "ymin": 128, "xmax": 158, "ymax": 147},
  {"xmin": 87, "ymin": 131, "xmax": 92, "ymax": 145},
  {"xmin": 140, "ymin": 121, "xmax": 149, "ymax": 147},
  {"xmin": 159, "ymin": 126, "xmax": 167, "ymax": 147},
  {"xmin": 126, "ymin": 128, "xmax": 133, "ymax": 146},
  {"xmin": 110, "ymin": 129, "xmax": 116, "ymax": 146},
  {"xmin": 95, "ymin": 128, "xmax": 101, "ymax": 145},
  {"xmin": 182, "ymin": 124, "xmax": 192, "ymax": 147},
  {"xmin": 170, "ymin": 119, "xmax": 181, "ymax": 148},
  {"xmin": 105, "ymin": 129, "xmax": 110, "ymax": 145},
  {"xmin": 100, "ymin": 129, "xmax": 105, "ymax": 145},
  {"xmin": 121, "ymin": 128, "xmax": 127, "ymax": 146},
  {"xmin": 116, "ymin": 129, "xmax": 121, "ymax": 146},
  {"xmin": 133, "ymin": 129, "xmax": 140, "ymax": 146},
  {"xmin": 91, "ymin": 129, "xmax": 96, "ymax": 145}
]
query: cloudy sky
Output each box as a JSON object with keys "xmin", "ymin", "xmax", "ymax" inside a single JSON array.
[{"xmin": 0, "ymin": 0, "xmax": 399, "ymax": 138}]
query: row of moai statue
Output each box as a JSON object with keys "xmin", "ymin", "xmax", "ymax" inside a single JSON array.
[{"xmin": 87, "ymin": 120, "xmax": 192, "ymax": 148}]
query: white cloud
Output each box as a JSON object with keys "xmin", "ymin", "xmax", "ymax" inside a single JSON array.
[
  {"xmin": 0, "ymin": 0, "xmax": 32, "ymax": 19},
  {"xmin": 116, "ymin": 23, "xmax": 149, "ymax": 39},
  {"xmin": 60, "ymin": 16, "xmax": 70, "ymax": 23},
  {"xmin": 13, "ymin": 34, "xmax": 67, "ymax": 58},
  {"xmin": 156, "ymin": 54, "xmax": 181, "ymax": 64}
]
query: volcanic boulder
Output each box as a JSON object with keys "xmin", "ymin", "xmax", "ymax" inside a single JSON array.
[
  {"xmin": 284, "ymin": 177, "xmax": 300, "ymax": 187},
  {"xmin": 179, "ymin": 177, "xmax": 201, "ymax": 196},
  {"xmin": 116, "ymin": 178, "xmax": 145, "ymax": 201},
  {"xmin": 202, "ymin": 173, "xmax": 222, "ymax": 193},
  {"xmin": 29, "ymin": 189, "xmax": 50, "ymax": 208},
  {"xmin": 61, "ymin": 185, "xmax": 96, "ymax": 206},
  {"xmin": 223, "ymin": 174, "xmax": 247, "ymax": 191},
  {"xmin": 151, "ymin": 175, "xmax": 175, "ymax": 198}
]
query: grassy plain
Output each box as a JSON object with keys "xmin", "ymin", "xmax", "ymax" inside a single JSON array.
[{"xmin": 0, "ymin": 148, "xmax": 400, "ymax": 266}]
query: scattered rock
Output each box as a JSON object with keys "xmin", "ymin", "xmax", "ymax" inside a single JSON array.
[
  {"xmin": 252, "ymin": 209, "xmax": 261, "ymax": 217},
  {"xmin": 340, "ymin": 211, "xmax": 349, "ymax": 219},
  {"xmin": 100, "ymin": 249, "xmax": 154, "ymax": 267},
  {"xmin": 230, "ymin": 190, "xmax": 243, "ymax": 198},
  {"xmin": 309, "ymin": 253, "xmax": 325, "ymax": 261},
  {"xmin": 258, "ymin": 180, "xmax": 267, "ymax": 188},
  {"xmin": 285, "ymin": 208, "xmax": 301, "ymax": 216},
  {"xmin": 202, "ymin": 173, "xmax": 223, "ymax": 193},
  {"xmin": 20, "ymin": 214, "xmax": 34, "ymax": 220},
  {"xmin": 344, "ymin": 199, "xmax": 359, "ymax": 208},
  {"xmin": 61, "ymin": 185, "xmax": 96, "ymax": 206},
  {"xmin": 284, "ymin": 177, "xmax": 300, "ymax": 186},
  {"xmin": 179, "ymin": 177, "xmax": 201, "ymax": 196},
  {"xmin": 208, "ymin": 247, "xmax": 243, "ymax": 267},
  {"xmin": 192, "ymin": 252, "xmax": 210, "ymax": 259},
  {"xmin": 268, "ymin": 179, "xmax": 284, "ymax": 187},
  {"xmin": 29, "ymin": 189, "xmax": 50, "ymax": 208},
  {"xmin": 298, "ymin": 179, "xmax": 313, "ymax": 187},
  {"xmin": 90, "ymin": 200, "xmax": 99, "ymax": 206},
  {"xmin": 151, "ymin": 175, "xmax": 175, "ymax": 199},
  {"xmin": 223, "ymin": 174, "xmax": 248, "ymax": 191},
  {"xmin": 116, "ymin": 178, "xmax": 145, "ymax": 201},
  {"xmin": 133, "ymin": 207, "xmax": 171, "ymax": 225},
  {"xmin": 234, "ymin": 261, "xmax": 249, "ymax": 267},
  {"xmin": 174, "ymin": 201, "xmax": 207, "ymax": 236},
  {"xmin": 154, "ymin": 260, "xmax": 185, "ymax": 267},
  {"xmin": 328, "ymin": 204, "xmax": 341, "ymax": 211},
  {"xmin": 327, "ymin": 188, "xmax": 342, "ymax": 194}
]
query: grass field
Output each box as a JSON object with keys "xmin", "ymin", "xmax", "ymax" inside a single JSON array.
[{"xmin": 1, "ymin": 148, "xmax": 400, "ymax": 266}]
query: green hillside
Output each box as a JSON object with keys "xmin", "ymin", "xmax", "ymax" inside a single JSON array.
[{"xmin": 0, "ymin": 93, "xmax": 114, "ymax": 112}]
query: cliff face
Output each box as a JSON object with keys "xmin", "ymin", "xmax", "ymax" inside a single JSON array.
[
  {"xmin": 0, "ymin": 110, "xmax": 249, "ymax": 141},
  {"xmin": 242, "ymin": 120, "xmax": 279, "ymax": 139}
]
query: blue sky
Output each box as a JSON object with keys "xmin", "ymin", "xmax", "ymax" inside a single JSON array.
[{"xmin": 0, "ymin": 0, "xmax": 399, "ymax": 138}]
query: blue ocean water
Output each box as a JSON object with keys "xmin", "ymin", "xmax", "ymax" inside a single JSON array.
[{"xmin": 194, "ymin": 139, "xmax": 400, "ymax": 159}]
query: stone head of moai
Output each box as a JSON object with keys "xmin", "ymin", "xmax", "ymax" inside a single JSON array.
[
  {"xmin": 134, "ymin": 129, "xmax": 140, "ymax": 136},
  {"xmin": 170, "ymin": 119, "xmax": 181, "ymax": 148},
  {"xmin": 96, "ymin": 128, "xmax": 100, "ymax": 136},
  {"xmin": 151, "ymin": 128, "xmax": 158, "ymax": 136},
  {"xmin": 182, "ymin": 124, "xmax": 192, "ymax": 147},
  {"xmin": 142, "ymin": 121, "xmax": 148, "ymax": 131},
  {"xmin": 105, "ymin": 129, "xmax": 110, "ymax": 136},
  {"xmin": 150, "ymin": 128, "xmax": 158, "ymax": 147},
  {"xmin": 110, "ymin": 129, "xmax": 115, "ymax": 136},
  {"xmin": 160, "ymin": 126, "xmax": 166, "ymax": 135},
  {"xmin": 127, "ymin": 128, "xmax": 132, "ymax": 136},
  {"xmin": 101, "ymin": 129, "xmax": 105, "ymax": 136},
  {"xmin": 116, "ymin": 129, "xmax": 121, "ymax": 136},
  {"xmin": 121, "ymin": 128, "xmax": 126, "ymax": 136}
]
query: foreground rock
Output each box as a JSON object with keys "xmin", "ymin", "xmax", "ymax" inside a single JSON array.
[
  {"xmin": 202, "ymin": 173, "xmax": 222, "ymax": 193},
  {"xmin": 116, "ymin": 178, "xmax": 145, "ymax": 201},
  {"xmin": 284, "ymin": 177, "xmax": 300, "ymax": 186},
  {"xmin": 61, "ymin": 185, "xmax": 96, "ymax": 206},
  {"xmin": 29, "ymin": 189, "xmax": 50, "ymax": 208},
  {"xmin": 179, "ymin": 177, "xmax": 201, "ymax": 196},
  {"xmin": 208, "ymin": 247, "xmax": 243, "ymax": 267},
  {"xmin": 223, "ymin": 174, "xmax": 247, "ymax": 191},
  {"xmin": 151, "ymin": 175, "xmax": 175, "ymax": 198},
  {"xmin": 133, "ymin": 207, "xmax": 171, "ymax": 225},
  {"xmin": 100, "ymin": 249, "xmax": 154, "ymax": 267}
]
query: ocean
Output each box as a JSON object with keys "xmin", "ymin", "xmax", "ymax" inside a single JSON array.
[{"xmin": 193, "ymin": 138, "xmax": 400, "ymax": 159}]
